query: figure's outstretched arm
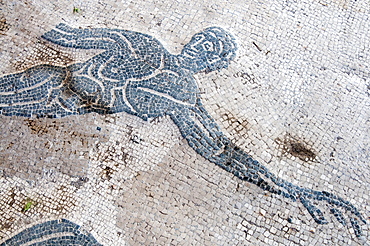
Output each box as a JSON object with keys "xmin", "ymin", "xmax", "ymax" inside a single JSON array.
[
  {"xmin": 170, "ymin": 99, "xmax": 366, "ymax": 237},
  {"xmin": 41, "ymin": 23, "xmax": 137, "ymax": 53}
]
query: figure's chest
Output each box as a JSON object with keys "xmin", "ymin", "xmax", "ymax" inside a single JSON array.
[{"xmin": 127, "ymin": 70, "xmax": 198, "ymax": 104}]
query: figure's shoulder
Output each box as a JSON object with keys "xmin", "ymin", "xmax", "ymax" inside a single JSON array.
[{"xmin": 113, "ymin": 29, "xmax": 167, "ymax": 54}]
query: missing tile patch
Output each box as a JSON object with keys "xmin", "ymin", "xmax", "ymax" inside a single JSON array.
[{"xmin": 276, "ymin": 134, "xmax": 317, "ymax": 162}]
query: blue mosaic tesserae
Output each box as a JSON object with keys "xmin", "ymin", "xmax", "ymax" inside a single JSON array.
[
  {"xmin": 0, "ymin": 219, "xmax": 102, "ymax": 246},
  {"xmin": 0, "ymin": 23, "xmax": 366, "ymax": 238}
]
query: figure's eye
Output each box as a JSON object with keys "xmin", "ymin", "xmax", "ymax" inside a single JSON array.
[{"xmin": 203, "ymin": 41, "xmax": 214, "ymax": 51}]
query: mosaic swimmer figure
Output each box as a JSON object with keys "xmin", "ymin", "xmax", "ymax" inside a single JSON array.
[{"xmin": 0, "ymin": 24, "xmax": 366, "ymax": 237}]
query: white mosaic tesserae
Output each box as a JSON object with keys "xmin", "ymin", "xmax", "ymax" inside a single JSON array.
[{"xmin": 0, "ymin": 0, "xmax": 369, "ymax": 245}]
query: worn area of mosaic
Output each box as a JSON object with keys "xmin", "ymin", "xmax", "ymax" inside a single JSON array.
[{"xmin": 0, "ymin": 0, "xmax": 369, "ymax": 245}]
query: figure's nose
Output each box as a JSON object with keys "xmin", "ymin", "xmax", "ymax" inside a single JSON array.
[{"xmin": 192, "ymin": 43, "xmax": 203, "ymax": 52}]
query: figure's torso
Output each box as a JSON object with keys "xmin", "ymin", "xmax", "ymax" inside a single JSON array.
[{"xmin": 65, "ymin": 37, "xmax": 198, "ymax": 119}]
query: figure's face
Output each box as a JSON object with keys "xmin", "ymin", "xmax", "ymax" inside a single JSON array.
[
  {"xmin": 183, "ymin": 33, "xmax": 217, "ymax": 57},
  {"xmin": 182, "ymin": 27, "xmax": 237, "ymax": 72}
]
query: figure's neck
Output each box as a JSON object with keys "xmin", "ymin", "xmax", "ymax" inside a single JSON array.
[{"xmin": 174, "ymin": 55, "xmax": 206, "ymax": 74}]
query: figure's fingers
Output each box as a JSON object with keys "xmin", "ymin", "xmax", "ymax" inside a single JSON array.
[
  {"xmin": 300, "ymin": 197, "xmax": 328, "ymax": 224},
  {"xmin": 330, "ymin": 208, "xmax": 346, "ymax": 226},
  {"xmin": 320, "ymin": 191, "xmax": 366, "ymax": 224},
  {"xmin": 350, "ymin": 218, "xmax": 363, "ymax": 237}
]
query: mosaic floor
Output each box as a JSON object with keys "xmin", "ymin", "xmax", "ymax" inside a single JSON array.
[{"xmin": 0, "ymin": 0, "xmax": 369, "ymax": 245}]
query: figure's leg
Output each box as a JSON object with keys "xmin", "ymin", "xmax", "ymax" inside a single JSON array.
[
  {"xmin": 170, "ymin": 101, "xmax": 366, "ymax": 237},
  {"xmin": 1, "ymin": 219, "xmax": 102, "ymax": 246},
  {"xmin": 0, "ymin": 65, "xmax": 79, "ymax": 118},
  {"xmin": 41, "ymin": 23, "xmax": 131, "ymax": 51}
]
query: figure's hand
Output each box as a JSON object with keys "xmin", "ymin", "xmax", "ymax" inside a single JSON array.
[
  {"xmin": 291, "ymin": 186, "xmax": 367, "ymax": 237},
  {"xmin": 220, "ymin": 144, "xmax": 367, "ymax": 238}
]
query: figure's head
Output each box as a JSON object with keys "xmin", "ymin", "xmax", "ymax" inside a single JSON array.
[{"xmin": 181, "ymin": 27, "xmax": 237, "ymax": 73}]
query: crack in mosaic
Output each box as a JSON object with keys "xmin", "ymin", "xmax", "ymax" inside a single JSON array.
[{"xmin": 0, "ymin": 23, "xmax": 366, "ymax": 240}]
